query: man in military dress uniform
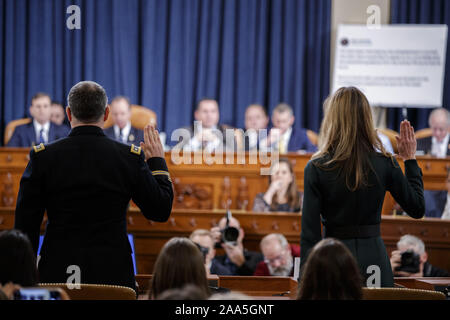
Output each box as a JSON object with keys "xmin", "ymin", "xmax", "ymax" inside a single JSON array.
[{"xmin": 14, "ymin": 81, "xmax": 173, "ymax": 291}]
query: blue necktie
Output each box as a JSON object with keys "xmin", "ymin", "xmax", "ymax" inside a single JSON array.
[
  {"xmin": 118, "ymin": 129, "xmax": 124, "ymax": 143},
  {"xmin": 38, "ymin": 128, "xmax": 45, "ymax": 144}
]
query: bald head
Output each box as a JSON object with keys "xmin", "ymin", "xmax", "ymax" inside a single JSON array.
[{"xmin": 429, "ymin": 108, "xmax": 450, "ymax": 142}]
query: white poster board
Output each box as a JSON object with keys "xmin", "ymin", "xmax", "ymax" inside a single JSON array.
[{"xmin": 332, "ymin": 24, "xmax": 448, "ymax": 108}]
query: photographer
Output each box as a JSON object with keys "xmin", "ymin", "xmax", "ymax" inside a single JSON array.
[
  {"xmin": 390, "ymin": 234, "xmax": 449, "ymax": 277},
  {"xmin": 210, "ymin": 217, "xmax": 263, "ymax": 276},
  {"xmin": 189, "ymin": 229, "xmax": 231, "ymax": 276}
]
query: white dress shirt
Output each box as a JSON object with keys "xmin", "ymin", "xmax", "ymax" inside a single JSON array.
[
  {"xmin": 184, "ymin": 125, "xmax": 222, "ymax": 152},
  {"xmin": 33, "ymin": 120, "xmax": 50, "ymax": 144},
  {"xmin": 431, "ymin": 134, "xmax": 449, "ymax": 158},
  {"xmin": 260, "ymin": 127, "xmax": 292, "ymax": 154},
  {"xmin": 113, "ymin": 122, "xmax": 131, "ymax": 144}
]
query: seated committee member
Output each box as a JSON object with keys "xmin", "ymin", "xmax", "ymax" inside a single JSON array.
[
  {"xmin": 252, "ymin": 158, "xmax": 302, "ymax": 212},
  {"xmin": 103, "ymin": 96, "xmax": 144, "ymax": 145},
  {"xmin": 390, "ymin": 234, "xmax": 449, "ymax": 277},
  {"xmin": 172, "ymin": 98, "xmax": 235, "ymax": 152},
  {"xmin": 189, "ymin": 229, "xmax": 232, "ymax": 276},
  {"xmin": 297, "ymin": 238, "xmax": 363, "ymax": 300},
  {"xmin": 260, "ymin": 103, "xmax": 317, "ymax": 154},
  {"xmin": 50, "ymin": 100, "xmax": 70, "ymax": 128},
  {"xmin": 14, "ymin": 81, "xmax": 173, "ymax": 291},
  {"xmin": 416, "ymin": 108, "xmax": 450, "ymax": 217},
  {"xmin": 416, "ymin": 108, "xmax": 450, "ymax": 157},
  {"xmin": 7, "ymin": 93, "xmax": 69, "ymax": 147},
  {"xmin": 210, "ymin": 216, "xmax": 263, "ymax": 276},
  {"xmin": 254, "ymin": 233, "xmax": 300, "ymax": 276},
  {"xmin": 244, "ymin": 104, "xmax": 269, "ymax": 151}
]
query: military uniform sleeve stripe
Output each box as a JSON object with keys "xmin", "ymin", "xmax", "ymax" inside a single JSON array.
[{"xmin": 152, "ymin": 171, "xmax": 172, "ymax": 182}]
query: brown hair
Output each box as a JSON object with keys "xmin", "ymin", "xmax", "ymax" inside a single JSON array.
[
  {"xmin": 110, "ymin": 96, "xmax": 131, "ymax": 109},
  {"xmin": 268, "ymin": 158, "xmax": 301, "ymax": 211},
  {"xmin": 313, "ymin": 87, "xmax": 391, "ymax": 191},
  {"xmin": 297, "ymin": 238, "xmax": 363, "ymax": 300},
  {"xmin": 31, "ymin": 92, "xmax": 51, "ymax": 104},
  {"xmin": 150, "ymin": 237, "xmax": 210, "ymax": 299}
]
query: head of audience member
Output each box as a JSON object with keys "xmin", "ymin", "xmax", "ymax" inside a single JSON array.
[
  {"xmin": 194, "ymin": 98, "xmax": 220, "ymax": 129},
  {"xmin": 271, "ymin": 103, "xmax": 295, "ymax": 135},
  {"xmin": 390, "ymin": 235, "xmax": 428, "ymax": 277},
  {"xmin": 156, "ymin": 284, "xmax": 208, "ymax": 300},
  {"xmin": 109, "ymin": 96, "xmax": 132, "ymax": 130},
  {"xmin": 315, "ymin": 87, "xmax": 389, "ymax": 191},
  {"xmin": 267, "ymin": 158, "xmax": 301, "ymax": 211},
  {"xmin": 189, "ymin": 229, "xmax": 216, "ymax": 276},
  {"xmin": 29, "ymin": 93, "xmax": 52, "ymax": 125},
  {"xmin": 428, "ymin": 108, "xmax": 450, "ymax": 143},
  {"xmin": 297, "ymin": 238, "xmax": 362, "ymax": 300},
  {"xmin": 0, "ymin": 230, "xmax": 38, "ymax": 286},
  {"xmin": 66, "ymin": 81, "xmax": 109, "ymax": 128},
  {"xmin": 245, "ymin": 104, "xmax": 269, "ymax": 131},
  {"xmin": 260, "ymin": 234, "xmax": 293, "ymax": 276},
  {"xmin": 150, "ymin": 237, "xmax": 210, "ymax": 299},
  {"xmin": 50, "ymin": 101, "xmax": 66, "ymax": 126}
]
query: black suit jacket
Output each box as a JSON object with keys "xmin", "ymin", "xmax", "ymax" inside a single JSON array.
[
  {"xmin": 14, "ymin": 126, "xmax": 173, "ymax": 290},
  {"xmin": 301, "ymin": 153, "xmax": 425, "ymax": 287},
  {"xmin": 103, "ymin": 126, "xmax": 144, "ymax": 145},
  {"xmin": 416, "ymin": 136, "xmax": 450, "ymax": 156},
  {"xmin": 213, "ymin": 249, "xmax": 264, "ymax": 276},
  {"xmin": 7, "ymin": 121, "xmax": 70, "ymax": 147}
]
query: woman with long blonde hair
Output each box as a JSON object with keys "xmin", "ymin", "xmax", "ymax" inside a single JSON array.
[{"xmin": 300, "ymin": 87, "xmax": 424, "ymax": 287}]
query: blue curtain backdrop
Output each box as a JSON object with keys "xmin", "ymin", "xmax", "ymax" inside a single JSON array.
[
  {"xmin": 388, "ymin": 0, "xmax": 450, "ymax": 130},
  {"xmin": 0, "ymin": 0, "xmax": 331, "ymax": 145}
]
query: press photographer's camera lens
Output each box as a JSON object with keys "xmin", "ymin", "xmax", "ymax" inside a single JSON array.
[
  {"xmin": 222, "ymin": 226, "xmax": 239, "ymax": 245},
  {"xmin": 395, "ymin": 249, "xmax": 421, "ymax": 274}
]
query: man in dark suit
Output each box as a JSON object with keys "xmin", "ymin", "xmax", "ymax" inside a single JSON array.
[
  {"xmin": 243, "ymin": 104, "xmax": 269, "ymax": 151},
  {"xmin": 7, "ymin": 93, "xmax": 70, "ymax": 147},
  {"xmin": 210, "ymin": 216, "xmax": 263, "ymax": 276},
  {"xmin": 103, "ymin": 96, "xmax": 144, "ymax": 145},
  {"xmin": 260, "ymin": 103, "xmax": 317, "ymax": 154},
  {"xmin": 416, "ymin": 108, "xmax": 450, "ymax": 157},
  {"xmin": 171, "ymin": 98, "xmax": 235, "ymax": 152},
  {"xmin": 14, "ymin": 81, "xmax": 173, "ymax": 291},
  {"xmin": 416, "ymin": 108, "xmax": 450, "ymax": 217}
]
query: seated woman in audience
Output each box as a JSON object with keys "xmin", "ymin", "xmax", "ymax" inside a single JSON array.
[
  {"xmin": 150, "ymin": 237, "xmax": 210, "ymax": 299},
  {"xmin": 297, "ymin": 238, "xmax": 363, "ymax": 300},
  {"xmin": 252, "ymin": 158, "xmax": 302, "ymax": 212},
  {"xmin": 0, "ymin": 230, "xmax": 38, "ymax": 287}
]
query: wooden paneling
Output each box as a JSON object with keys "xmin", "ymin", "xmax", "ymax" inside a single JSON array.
[
  {"xmin": 2, "ymin": 207, "xmax": 449, "ymax": 276},
  {"xmin": 2, "ymin": 149, "xmax": 450, "ymax": 213}
]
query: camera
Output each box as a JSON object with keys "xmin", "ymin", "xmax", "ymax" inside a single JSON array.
[
  {"xmin": 195, "ymin": 242, "xmax": 210, "ymax": 263},
  {"xmin": 215, "ymin": 210, "xmax": 239, "ymax": 248},
  {"xmin": 395, "ymin": 249, "xmax": 421, "ymax": 274}
]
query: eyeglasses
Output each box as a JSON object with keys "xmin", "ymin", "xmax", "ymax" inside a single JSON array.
[{"xmin": 264, "ymin": 250, "xmax": 286, "ymax": 265}]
